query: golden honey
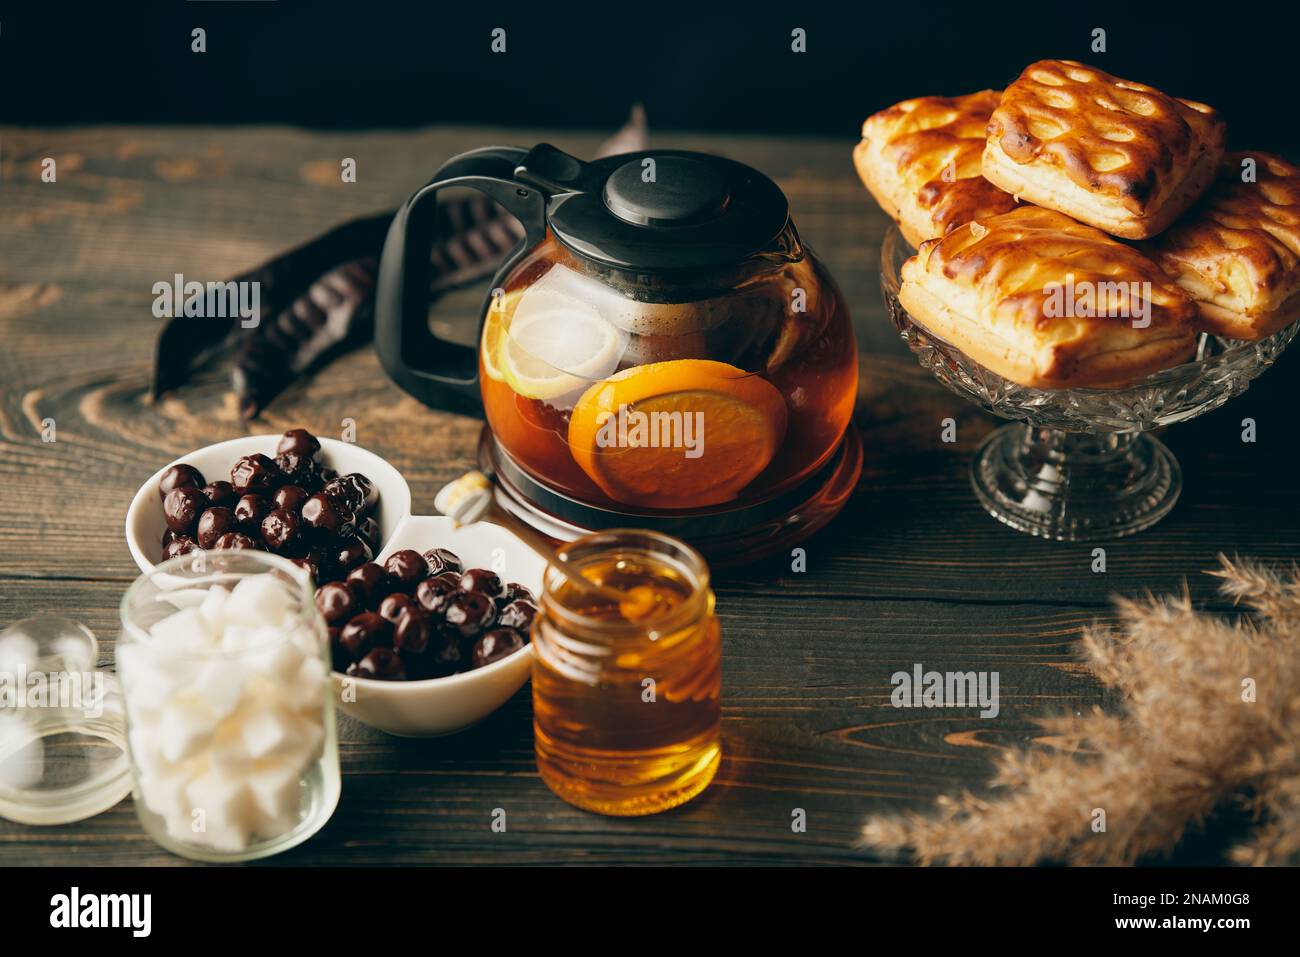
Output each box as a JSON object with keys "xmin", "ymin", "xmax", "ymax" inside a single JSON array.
[{"xmin": 532, "ymin": 530, "xmax": 721, "ymax": 815}]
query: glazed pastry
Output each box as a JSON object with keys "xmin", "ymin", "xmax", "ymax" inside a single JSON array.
[
  {"xmin": 898, "ymin": 207, "xmax": 1197, "ymax": 388},
  {"xmin": 982, "ymin": 60, "xmax": 1225, "ymax": 240},
  {"xmin": 1142, "ymin": 152, "xmax": 1300, "ymax": 340},
  {"xmin": 854, "ymin": 90, "xmax": 1018, "ymax": 246}
]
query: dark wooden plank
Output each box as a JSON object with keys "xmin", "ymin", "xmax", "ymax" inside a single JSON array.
[{"xmin": 0, "ymin": 578, "xmax": 1109, "ymax": 865}]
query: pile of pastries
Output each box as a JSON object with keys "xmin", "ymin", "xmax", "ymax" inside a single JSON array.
[{"xmin": 854, "ymin": 59, "xmax": 1300, "ymax": 388}]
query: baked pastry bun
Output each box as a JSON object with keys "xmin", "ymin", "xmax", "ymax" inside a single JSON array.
[
  {"xmin": 1142, "ymin": 152, "xmax": 1300, "ymax": 340},
  {"xmin": 898, "ymin": 207, "xmax": 1197, "ymax": 388},
  {"xmin": 854, "ymin": 90, "xmax": 1018, "ymax": 247},
  {"xmin": 982, "ymin": 60, "xmax": 1225, "ymax": 240}
]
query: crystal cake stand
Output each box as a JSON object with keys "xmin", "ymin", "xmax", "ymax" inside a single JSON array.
[{"xmin": 880, "ymin": 225, "xmax": 1298, "ymax": 541}]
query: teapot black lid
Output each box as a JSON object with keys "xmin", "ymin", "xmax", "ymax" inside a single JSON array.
[{"xmin": 514, "ymin": 144, "xmax": 790, "ymax": 273}]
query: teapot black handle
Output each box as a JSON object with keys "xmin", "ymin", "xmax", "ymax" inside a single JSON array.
[{"xmin": 374, "ymin": 146, "xmax": 547, "ymax": 416}]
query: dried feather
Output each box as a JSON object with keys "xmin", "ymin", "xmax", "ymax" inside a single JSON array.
[{"xmin": 861, "ymin": 556, "xmax": 1300, "ymax": 866}]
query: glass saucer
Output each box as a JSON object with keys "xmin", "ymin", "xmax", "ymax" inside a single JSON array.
[{"xmin": 879, "ymin": 225, "xmax": 1298, "ymax": 541}]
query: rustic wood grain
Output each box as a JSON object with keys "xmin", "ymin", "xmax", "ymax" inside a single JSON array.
[{"xmin": 0, "ymin": 125, "xmax": 1294, "ymax": 865}]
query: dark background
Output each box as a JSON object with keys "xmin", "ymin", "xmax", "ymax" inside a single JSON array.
[{"xmin": 3, "ymin": 0, "xmax": 1297, "ymax": 150}]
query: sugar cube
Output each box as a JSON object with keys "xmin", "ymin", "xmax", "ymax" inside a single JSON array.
[
  {"xmin": 191, "ymin": 660, "xmax": 246, "ymax": 720},
  {"xmin": 159, "ymin": 698, "xmax": 217, "ymax": 763},
  {"xmin": 240, "ymin": 707, "xmax": 296, "ymax": 760},
  {"xmin": 246, "ymin": 759, "xmax": 303, "ymax": 822},
  {"xmin": 185, "ymin": 768, "xmax": 254, "ymax": 838},
  {"xmin": 149, "ymin": 607, "xmax": 215, "ymax": 652},
  {"xmin": 224, "ymin": 576, "xmax": 294, "ymax": 628},
  {"xmin": 139, "ymin": 765, "xmax": 197, "ymax": 822},
  {"xmin": 286, "ymin": 656, "xmax": 327, "ymax": 713},
  {"xmin": 197, "ymin": 585, "xmax": 230, "ymax": 634}
]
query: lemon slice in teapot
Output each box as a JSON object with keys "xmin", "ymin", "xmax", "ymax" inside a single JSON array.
[
  {"xmin": 498, "ymin": 295, "xmax": 626, "ymax": 401},
  {"xmin": 480, "ymin": 307, "xmax": 508, "ymax": 382}
]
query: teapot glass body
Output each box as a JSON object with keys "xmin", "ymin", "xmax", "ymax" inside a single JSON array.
[{"xmin": 479, "ymin": 226, "xmax": 857, "ymax": 512}]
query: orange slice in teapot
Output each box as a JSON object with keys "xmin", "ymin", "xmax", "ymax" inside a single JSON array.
[{"xmin": 568, "ymin": 359, "xmax": 788, "ymax": 509}]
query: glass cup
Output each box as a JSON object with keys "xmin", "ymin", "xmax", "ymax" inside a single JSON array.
[
  {"xmin": 118, "ymin": 550, "xmax": 340, "ymax": 862},
  {"xmin": 532, "ymin": 530, "xmax": 722, "ymax": 815}
]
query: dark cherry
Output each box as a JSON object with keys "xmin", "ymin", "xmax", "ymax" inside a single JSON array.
[
  {"xmin": 320, "ymin": 477, "xmax": 351, "ymax": 506},
  {"xmin": 234, "ymin": 493, "xmax": 271, "ymax": 532},
  {"xmin": 161, "ymin": 528, "xmax": 179, "ymax": 548},
  {"xmin": 273, "ymin": 484, "xmax": 309, "ymax": 512},
  {"xmin": 345, "ymin": 562, "xmax": 389, "ymax": 606},
  {"xmin": 393, "ymin": 608, "xmax": 432, "ymax": 656},
  {"xmin": 213, "ymin": 531, "xmax": 258, "ymax": 550},
  {"xmin": 496, "ymin": 582, "xmax": 536, "ymax": 608},
  {"xmin": 384, "ymin": 549, "xmax": 426, "ymax": 592},
  {"xmin": 328, "ymin": 627, "xmax": 350, "ymax": 672},
  {"xmin": 202, "ymin": 480, "xmax": 238, "ymax": 508},
  {"xmin": 399, "ymin": 653, "xmax": 438, "ymax": 682},
  {"xmin": 471, "ymin": 629, "xmax": 525, "ymax": 669},
  {"xmin": 348, "ymin": 473, "xmax": 378, "ymax": 514},
  {"xmin": 301, "ymin": 493, "xmax": 354, "ymax": 537},
  {"xmin": 163, "ymin": 535, "xmax": 200, "ymax": 560},
  {"xmin": 422, "ymin": 548, "xmax": 463, "ymax": 578},
  {"xmin": 305, "ymin": 542, "xmax": 339, "ymax": 578},
  {"xmin": 274, "ymin": 451, "xmax": 319, "ymax": 489},
  {"xmin": 158, "ymin": 464, "xmax": 205, "ymax": 501},
  {"xmin": 196, "ymin": 507, "xmax": 239, "ymax": 549},
  {"xmin": 321, "ymin": 476, "xmax": 369, "ymax": 516},
  {"xmin": 291, "ymin": 557, "xmax": 320, "ymax": 582},
  {"xmin": 230, "ymin": 453, "xmax": 280, "ymax": 495},
  {"xmin": 325, "ymin": 473, "xmax": 376, "ymax": 515},
  {"xmin": 496, "ymin": 599, "xmax": 537, "ymax": 633},
  {"xmin": 349, "ymin": 647, "xmax": 405, "ymax": 681},
  {"xmin": 335, "ymin": 536, "xmax": 372, "ymax": 572},
  {"xmin": 356, "ymin": 516, "xmax": 381, "ymax": 551},
  {"xmin": 261, "ymin": 508, "xmax": 301, "ymax": 552},
  {"xmin": 276, "ymin": 428, "xmax": 321, "ymax": 458},
  {"xmin": 339, "ymin": 612, "xmax": 390, "ymax": 659},
  {"xmin": 427, "ymin": 631, "xmax": 463, "ymax": 673},
  {"xmin": 414, "ymin": 575, "xmax": 459, "ymax": 616},
  {"xmin": 315, "ymin": 581, "xmax": 359, "ymax": 625},
  {"xmin": 459, "ymin": 568, "xmax": 503, "ymax": 598},
  {"xmin": 378, "ymin": 592, "xmax": 415, "ymax": 626},
  {"xmin": 163, "ymin": 486, "xmax": 209, "ymax": 534},
  {"xmin": 442, "ymin": 591, "xmax": 496, "ymax": 639}
]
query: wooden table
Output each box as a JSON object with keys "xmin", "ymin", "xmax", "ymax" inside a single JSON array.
[{"xmin": 1, "ymin": 126, "xmax": 1296, "ymax": 865}]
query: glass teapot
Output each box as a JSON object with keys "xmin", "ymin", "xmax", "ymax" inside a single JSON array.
[{"xmin": 375, "ymin": 144, "xmax": 857, "ymax": 514}]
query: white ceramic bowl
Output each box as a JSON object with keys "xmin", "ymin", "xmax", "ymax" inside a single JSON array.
[
  {"xmin": 125, "ymin": 435, "xmax": 411, "ymax": 575},
  {"xmin": 124, "ymin": 436, "xmax": 541, "ymax": 737},
  {"xmin": 336, "ymin": 515, "xmax": 544, "ymax": 737}
]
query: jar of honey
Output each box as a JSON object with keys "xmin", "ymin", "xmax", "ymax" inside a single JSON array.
[{"xmin": 532, "ymin": 530, "xmax": 721, "ymax": 815}]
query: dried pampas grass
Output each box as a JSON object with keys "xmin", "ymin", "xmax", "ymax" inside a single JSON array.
[{"xmin": 861, "ymin": 556, "xmax": 1300, "ymax": 866}]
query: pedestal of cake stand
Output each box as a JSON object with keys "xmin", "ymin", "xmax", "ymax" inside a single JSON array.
[{"xmin": 970, "ymin": 424, "xmax": 1180, "ymax": 542}]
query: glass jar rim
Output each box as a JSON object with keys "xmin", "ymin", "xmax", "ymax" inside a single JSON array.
[
  {"xmin": 119, "ymin": 549, "xmax": 317, "ymax": 658},
  {"xmin": 542, "ymin": 528, "xmax": 711, "ymax": 639}
]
